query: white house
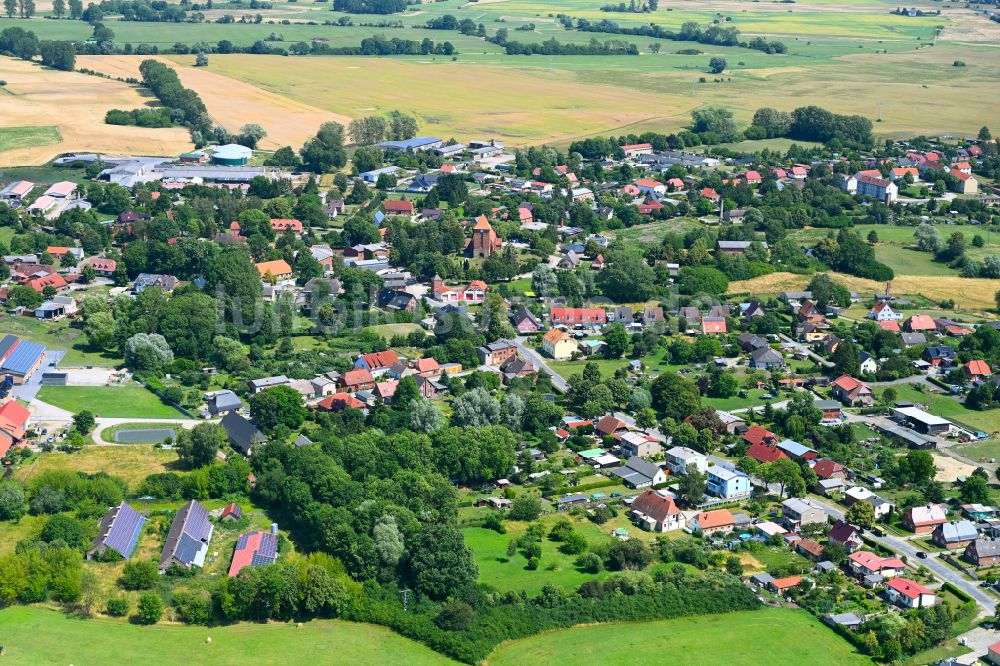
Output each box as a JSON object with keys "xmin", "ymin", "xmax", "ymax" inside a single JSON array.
[
  {"xmin": 868, "ymin": 302, "xmax": 902, "ymax": 322},
  {"xmin": 885, "ymin": 577, "xmax": 936, "ymax": 609},
  {"xmin": 665, "ymin": 446, "xmax": 708, "ymax": 475}
]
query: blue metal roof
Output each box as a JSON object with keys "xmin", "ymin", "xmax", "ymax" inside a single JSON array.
[{"xmin": 1, "ymin": 340, "xmax": 44, "ymax": 376}]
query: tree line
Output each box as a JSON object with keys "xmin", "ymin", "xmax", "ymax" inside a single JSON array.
[
  {"xmin": 574, "ymin": 19, "xmax": 787, "ymax": 54},
  {"xmin": 0, "ymin": 26, "xmax": 76, "ymax": 70}
]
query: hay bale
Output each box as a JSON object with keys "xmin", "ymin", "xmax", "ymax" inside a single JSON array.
[{"xmin": 206, "ymin": 637, "xmax": 212, "ymax": 644}]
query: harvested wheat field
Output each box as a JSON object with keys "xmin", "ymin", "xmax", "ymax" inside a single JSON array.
[
  {"xmin": 163, "ymin": 54, "xmax": 685, "ymax": 146},
  {"xmin": 77, "ymin": 55, "xmax": 351, "ymax": 151},
  {"xmin": 0, "ymin": 58, "xmax": 190, "ymax": 166},
  {"xmin": 729, "ymin": 272, "xmax": 1000, "ymax": 310}
]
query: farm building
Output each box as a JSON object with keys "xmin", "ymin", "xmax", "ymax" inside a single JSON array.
[
  {"xmin": 159, "ymin": 500, "xmax": 214, "ymax": 572},
  {"xmin": 88, "ymin": 502, "xmax": 146, "ymax": 560},
  {"xmin": 0, "ymin": 335, "xmax": 46, "ymax": 384}
]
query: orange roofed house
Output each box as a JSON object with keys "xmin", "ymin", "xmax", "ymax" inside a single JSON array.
[
  {"xmin": 269, "ymin": 218, "xmax": 303, "ymax": 234},
  {"xmin": 255, "ymin": 259, "xmax": 293, "ymax": 282},
  {"xmin": 830, "ymin": 375, "xmax": 873, "ymax": 407}
]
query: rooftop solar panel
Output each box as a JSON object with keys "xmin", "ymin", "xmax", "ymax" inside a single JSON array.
[
  {"xmin": 0, "ymin": 340, "xmax": 44, "ymax": 376},
  {"xmin": 104, "ymin": 503, "xmax": 146, "ymax": 559}
]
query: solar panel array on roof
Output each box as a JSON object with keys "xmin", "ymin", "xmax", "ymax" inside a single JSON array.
[
  {"xmin": 1, "ymin": 340, "xmax": 44, "ymax": 376},
  {"xmin": 174, "ymin": 533, "xmax": 203, "ymax": 566},
  {"xmin": 182, "ymin": 500, "xmax": 213, "ymax": 542},
  {"xmin": 0, "ymin": 335, "xmax": 19, "ymax": 362},
  {"xmin": 103, "ymin": 502, "xmax": 146, "ymax": 559}
]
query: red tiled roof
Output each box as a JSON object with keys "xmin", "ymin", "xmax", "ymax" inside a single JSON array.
[
  {"xmin": 742, "ymin": 425, "xmax": 776, "ymax": 447},
  {"xmin": 317, "ymin": 392, "xmax": 365, "ymax": 411},
  {"xmin": 360, "ymin": 350, "xmax": 399, "ymax": 370},
  {"xmin": 747, "ymin": 442, "xmax": 787, "ymax": 463},
  {"xmin": 885, "ymin": 577, "xmax": 932, "ymax": 599}
]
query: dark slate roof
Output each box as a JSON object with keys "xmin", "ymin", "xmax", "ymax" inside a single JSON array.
[
  {"xmin": 208, "ymin": 390, "xmax": 242, "ymax": 415},
  {"xmin": 221, "ymin": 412, "xmax": 267, "ymax": 455}
]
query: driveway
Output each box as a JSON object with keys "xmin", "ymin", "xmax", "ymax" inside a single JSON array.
[
  {"xmin": 12, "ymin": 350, "xmax": 65, "ymax": 402},
  {"xmin": 809, "ymin": 495, "xmax": 997, "ymax": 616}
]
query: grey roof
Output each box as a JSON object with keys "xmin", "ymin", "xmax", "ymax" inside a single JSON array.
[
  {"xmin": 827, "ymin": 612, "xmax": 863, "ymax": 627},
  {"xmin": 612, "ymin": 456, "xmax": 662, "ymax": 486},
  {"xmin": 967, "ymin": 539, "xmax": 1000, "ymax": 558},
  {"xmin": 207, "ymin": 390, "xmax": 242, "ymax": 415},
  {"xmin": 221, "ymin": 412, "xmax": 267, "ymax": 455},
  {"xmin": 750, "ymin": 346, "xmax": 783, "ymax": 364},
  {"xmin": 901, "ymin": 332, "xmax": 926, "ymax": 346},
  {"xmin": 782, "ymin": 498, "xmax": 820, "ymax": 515},
  {"xmin": 751, "ymin": 572, "xmax": 774, "ymax": 584},
  {"xmin": 936, "ymin": 520, "xmax": 978, "ymax": 543}
]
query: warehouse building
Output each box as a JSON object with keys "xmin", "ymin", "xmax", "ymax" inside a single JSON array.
[
  {"xmin": 891, "ymin": 406, "xmax": 952, "ymax": 436},
  {"xmin": 0, "ymin": 335, "xmax": 46, "ymax": 384}
]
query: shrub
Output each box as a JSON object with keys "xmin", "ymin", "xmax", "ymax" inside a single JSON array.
[
  {"xmin": 120, "ymin": 560, "xmax": 158, "ymax": 590},
  {"xmin": 135, "ymin": 592, "xmax": 164, "ymax": 625},
  {"xmin": 106, "ymin": 596, "xmax": 129, "ymax": 617}
]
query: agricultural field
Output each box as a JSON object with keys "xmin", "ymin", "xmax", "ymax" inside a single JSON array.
[
  {"xmin": 16, "ymin": 0, "xmax": 991, "ymax": 144},
  {"xmin": 34, "ymin": 385, "xmax": 186, "ymax": 418},
  {"xmin": 0, "ymin": 57, "xmax": 190, "ymax": 166},
  {"xmin": 0, "ymin": 125, "xmax": 61, "ymax": 154},
  {"xmin": 728, "ymin": 271, "xmax": 1000, "ymax": 310},
  {"xmin": 0, "ymin": 606, "xmax": 456, "ymax": 666},
  {"xmin": 75, "ymin": 55, "xmax": 349, "ymax": 151},
  {"xmin": 487, "ymin": 607, "xmax": 873, "ymax": 666}
]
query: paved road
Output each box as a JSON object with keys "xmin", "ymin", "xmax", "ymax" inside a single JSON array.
[
  {"xmin": 514, "ymin": 336, "xmax": 567, "ymax": 392},
  {"xmin": 809, "ymin": 496, "xmax": 997, "ymax": 616},
  {"xmin": 777, "ymin": 333, "xmax": 834, "ymax": 368}
]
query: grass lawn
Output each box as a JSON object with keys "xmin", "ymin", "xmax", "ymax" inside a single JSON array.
[
  {"xmin": 0, "ymin": 606, "xmax": 456, "ymax": 666},
  {"xmin": 702, "ymin": 389, "xmax": 772, "ymax": 412},
  {"xmin": 0, "ymin": 514, "xmax": 46, "ymax": 555},
  {"xmin": 487, "ymin": 608, "xmax": 872, "ymax": 666},
  {"xmin": 34, "ymin": 385, "xmax": 185, "ymax": 418},
  {"xmin": 952, "ymin": 439, "xmax": 1000, "ymax": 464},
  {"xmin": 0, "ymin": 314, "xmax": 122, "ymax": 367},
  {"xmin": 465, "ymin": 513, "xmax": 622, "ymax": 595},
  {"xmin": 364, "ymin": 323, "xmax": 426, "ymax": 341},
  {"xmin": 0, "ymin": 125, "xmax": 62, "ymax": 153},
  {"xmin": 14, "ymin": 444, "xmax": 181, "ymax": 488}
]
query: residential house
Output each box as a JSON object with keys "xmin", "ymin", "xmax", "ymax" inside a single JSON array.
[
  {"xmin": 630, "ymin": 491, "xmax": 685, "ymax": 532},
  {"xmin": 868, "ymin": 302, "xmax": 903, "ymax": 322},
  {"xmin": 691, "ymin": 509, "xmax": 735, "ymax": 535},
  {"xmin": 229, "ymin": 528, "xmax": 279, "ymax": 577},
  {"xmin": 255, "ymin": 259, "xmax": 293, "ymax": 282},
  {"xmin": 932, "ymin": 520, "xmax": 978, "ymax": 549},
  {"xmin": 781, "ymin": 498, "xmax": 827, "ymax": 529},
  {"xmin": 205, "ymin": 390, "xmax": 242, "ymax": 416},
  {"xmin": 904, "ymin": 314, "xmax": 937, "ymax": 333},
  {"xmin": 830, "ymin": 375, "xmax": 873, "ymax": 407},
  {"xmin": 511, "ymin": 307, "xmax": 541, "ymax": 333},
  {"xmin": 478, "ymin": 340, "xmax": 518, "ymax": 366},
  {"xmin": 769, "ymin": 576, "xmax": 804, "ymax": 594},
  {"xmin": 923, "ymin": 345, "xmax": 957, "ymax": 368},
  {"xmin": 743, "ymin": 425, "xmax": 777, "ymax": 448},
  {"xmin": 340, "ymin": 368, "xmax": 376, "ymax": 392},
  {"xmin": 595, "ymin": 414, "xmax": 627, "ymax": 438},
  {"xmin": 383, "ymin": 200, "xmax": 415, "ymax": 217},
  {"xmin": 884, "ymin": 578, "xmax": 936, "ymax": 609},
  {"xmin": 964, "ymin": 360, "xmax": 992, "ymax": 382},
  {"xmin": 317, "ymin": 393, "xmax": 366, "ymax": 412},
  {"xmin": 701, "ymin": 317, "xmax": 727, "ymax": 335},
  {"xmin": 796, "ymin": 538, "xmax": 825, "ymax": 561},
  {"xmin": 158, "ymin": 500, "xmax": 214, "ymax": 572},
  {"xmin": 812, "ymin": 458, "xmax": 846, "ymax": 480},
  {"xmin": 716, "ymin": 240, "xmax": 767, "ymax": 256},
  {"xmin": 247, "ymin": 375, "xmax": 289, "ymax": 394},
  {"xmin": 221, "ymin": 412, "xmax": 267, "ymax": 456},
  {"xmin": 706, "ymin": 466, "xmax": 751, "ymax": 500},
  {"xmin": 269, "ymin": 218, "xmax": 303, "ymax": 234},
  {"xmin": 964, "ymin": 539, "xmax": 1000, "ymax": 567},
  {"xmin": 133, "ymin": 273, "xmax": 179, "ymax": 293},
  {"xmin": 549, "ymin": 307, "xmax": 606, "ymax": 326},
  {"xmin": 858, "ymin": 351, "xmax": 878, "ymax": 375},
  {"xmin": 619, "ymin": 432, "xmax": 662, "ymax": 459},
  {"xmin": 848, "ymin": 551, "xmax": 906, "ymax": 579},
  {"xmin": 902, "ymin": 504, "xmax": 948, "ymax": 533},
  {"xmin": 828, "ymin": 520, "xmax": 864, "ymax": 552},
  {"xmin": 542, "ymin": 328, "xmax": 576, "ymax": 360},
  {"xmin": 83, "ymin": 257, "xmax": 117, "ymax": 277},
  {"xmin": 749, "ymin": 346, "xmax": 785, "ymax": 370},
  {"xmin": 356, "ymin": 350, "xmax": 400, "ymax": 375},
  {"xmin": 747, "ymin": 441, "xmax": 788, "ymax": 464},
  {"xmin": 611, "ymin": 457, "xmax": 666, "ymax": 489},
  {"xmin": 665, "ymin": 446, "xmax": 708, "ymax": 475},
  {"xmin": 738, "ymin": 333, "xmax": 769, "ymax": 352}
]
